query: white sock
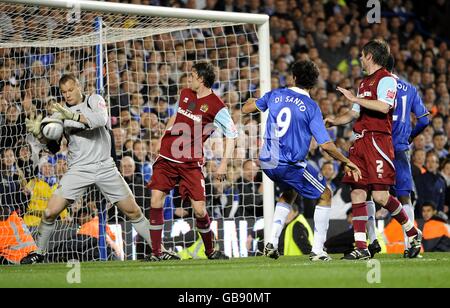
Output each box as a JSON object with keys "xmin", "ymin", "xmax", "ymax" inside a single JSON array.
[
  {"xmin": 131, "ymin": 214, "xmax": 153, "ymax": 247},
  {"xmin": 269, "ymin": 202, "xmax": 292, "ymax": 249},
  {"xmin": 312, "ymin": 206, "xmax": 331, "ymax": 255},
  {"xmin": 402, "ymin": 203, "xmax": 415, "ymax": 249},
  {"xmin": 366, "ymin": 200, "xmax": 377, "ymax": 244},
  {"xmin": 36, "ymin": 219, "xmax": 56, "ymax": 254}
]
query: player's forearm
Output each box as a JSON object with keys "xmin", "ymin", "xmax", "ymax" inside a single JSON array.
[
  {"xmin": 332, "ymin": 111, "xmax": 358, "ymax": 126},
  {"xmin": 242, "ymin": 98, "xmax": 258, "ymax": 114},
  {"xmin": 410, "ymin": 115, "xmax": 430, "ymax": 140},
  {"xmin": 78, "ymin": 111, "xmax": 108, "ymax": 129},
  {"xmin": 355, "ymin": 98, "xmax": 390, "ymax": 114},
  {"xmin": 220, "ymin": 137, "xmax": 235, "ymax": 168},
  {"xmin": 165, "ymin": 115, "xmax": 176, "ymax": 131},
  {"xmin": 320, "ymin": 142, "xmax": 350, "ymax": 165}
]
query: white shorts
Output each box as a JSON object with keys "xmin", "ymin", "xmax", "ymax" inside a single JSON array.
[{"xmin": 55, "ymin": 158, "xmax": 133, "ymax": 204}]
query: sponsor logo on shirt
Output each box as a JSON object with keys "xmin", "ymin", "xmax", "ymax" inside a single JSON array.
[
  {"xmin": 178, "ymin": 108, "xmax": 202, "ymax": 123},
  {"xmin": 386, "ymin": 89, "xmax": 396, "ymax": 99}
]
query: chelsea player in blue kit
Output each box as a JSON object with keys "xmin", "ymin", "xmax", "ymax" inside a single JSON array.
[
  {"xmin": 365, "ymin": 55, "xmax": 430, "ymax": 257},
  {"xmin": 243, "ymin": 61, "xmax": 361, "ymax": 261}
]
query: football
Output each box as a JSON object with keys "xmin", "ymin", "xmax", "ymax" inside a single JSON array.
[{"xmin": 41, "ymin": 117, "xmax": 64, "ymax": 140}]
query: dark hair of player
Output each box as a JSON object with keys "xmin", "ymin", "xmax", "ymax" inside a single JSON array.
[
  {"xmin": 362, "ymin": 39, "xmax": 391, "ymax": 67},
  {"xmin": 193, "ymin": 62, "xmax": 216, "ymax": 88},
  {"xmin": 290, "ymin": 60, "xmax": 319, "ymax": 90},
  {"xmin": 386, "ymin": 54, "xmax": 395, "ymax": 73}
]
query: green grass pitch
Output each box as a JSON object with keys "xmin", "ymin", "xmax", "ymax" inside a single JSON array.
[{"xmin": 1, "ymin": 253, "xmax": 449, "ymax": 288}]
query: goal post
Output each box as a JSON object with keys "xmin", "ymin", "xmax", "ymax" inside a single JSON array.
[{"xmin": 0, "ymin": 0, "xmax": 273, "ymax": 262}]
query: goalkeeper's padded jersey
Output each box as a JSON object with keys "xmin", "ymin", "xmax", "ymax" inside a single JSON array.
[{"xmin": 55, "ymin": 94, "xmax": 112, "ymax": 168}]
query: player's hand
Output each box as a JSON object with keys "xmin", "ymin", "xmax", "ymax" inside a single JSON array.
[
  {"xmin": 324, "ymin": 117, "xmax": 336, "ymax": 128},
  {"xmin": 25, "ymin": 114, "xmax": 43, "ymax": 138},
  {"xmin": 52, "ymin": 103, "xmax": 80, "ymax": 122},
  {"xmin": 337, "ymin": 87, "xmax": 357, "ymax": 103},
  {"xmin": 216, "ymin": 164, "xmax": 227, "ymax": 182},
  {"xmin": 344, "ymin": 160, "xmax": 362, "ymax": 182}
]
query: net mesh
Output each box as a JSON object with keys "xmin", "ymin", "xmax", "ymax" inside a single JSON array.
[{"xmin": 0, "ymin": 1, "xmax": 265, "ymax": 263}]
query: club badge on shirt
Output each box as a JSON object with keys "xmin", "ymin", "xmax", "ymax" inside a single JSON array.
[{"xmin": 200, "ymin": 104, "xmax": 209, "ymax": 113}]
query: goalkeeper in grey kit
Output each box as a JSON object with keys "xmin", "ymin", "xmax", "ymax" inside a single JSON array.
[{"xmin": 22, "ymin": 74, "xmax": 175, "ymax": 263}]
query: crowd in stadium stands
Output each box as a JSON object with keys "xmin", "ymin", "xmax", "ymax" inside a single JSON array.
[{"xmin": 1, "ymin": 0, "xmax": 450, "ymax": 252}]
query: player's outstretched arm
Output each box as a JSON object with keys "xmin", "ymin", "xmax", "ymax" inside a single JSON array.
[
  {"xmin": 320, "ymin": 141, "xmax": 362, "ymax": 182},
  {"xmin": 337, "ymin": 85, "xmax": 392, "ymax": 114},
  {"xmin": 324, "ymin": 110, "xmax": 359, "ymax": 127},
  {"xmin": 242, "ymin": 98, "xmax": 259, "ymax": 114}
]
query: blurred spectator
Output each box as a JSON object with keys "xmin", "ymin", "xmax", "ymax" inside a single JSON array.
[
  {"xmin": 421, "ymin": 201, "xmax": 450, "ymax": 252},
  {"xmin": 0, "ymin": 104, "xmax": 26, "ymax": 149},
  {"xmin": 234, "ymin": 159, "xmax": 263, "ymax": 217},
  {"xmin": 0, "ymin": 210, "xmax": 38, "ymax": 265},
  {"xmin": 412, "ymin": 149, "xmax": 427, "ymax": 179},
  {"xmin": 432, "ymin": 132, "xmax": 449, "ymax": 160},
  {"xmin": 278, "ymin": 203, "xmax": 313, "ymax": 256},
  {"xmin": 16, "ymin": 142, "xmax": 37, "ymax": 180},
  {"xmin": 416, "ymin": 151, "xmax": 447, "ymax": 215},
  {"xmin": 120, "ymin": 156, "xmax": 150, "ymax": 215},
  {"xmin": 132, "ymin": 140, "xmax": 152, "ymax": 184},
  {"xmin": 23, "ymin": 157, "xmax": 68, "ymax": 228},
  {"xmin": 0, "ymin": 148, "xmax": 29, "ymax": 215}
]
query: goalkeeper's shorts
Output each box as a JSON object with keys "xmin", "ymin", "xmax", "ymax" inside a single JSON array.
[{"xmin": 55, "ymin": 158, "xmax": 133, "ymax": 204}]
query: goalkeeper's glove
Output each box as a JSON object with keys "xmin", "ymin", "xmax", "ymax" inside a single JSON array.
[
  {"xmin": 52, "ymin": 103, "xmax": 81, "ymax": 122},
  {"xmin": 25, "ymin": 114, "xmax": 43, "ymax": 139}
]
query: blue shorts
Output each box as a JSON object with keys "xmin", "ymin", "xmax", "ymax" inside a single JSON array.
[
  {"xmin": 262, "ymin": 163, "xmax": 326, "ymax": 200},
  {"xmin": 393, "ymin": 150, "xmax": 413, "ymax": 197}
]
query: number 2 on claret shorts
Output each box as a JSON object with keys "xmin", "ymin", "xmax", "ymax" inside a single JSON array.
[{"xmin": 376, "ymin": 160, "xmax": 384, "ymax": 174}]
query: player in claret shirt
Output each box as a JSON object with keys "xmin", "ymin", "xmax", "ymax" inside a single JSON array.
[
  {"xmin": 147, "ymin": 62, "xmax": 238, "ymax": 261},
  {"xmin": 325, "ymin": 40, "xmax": 423, "ymax": 260}
]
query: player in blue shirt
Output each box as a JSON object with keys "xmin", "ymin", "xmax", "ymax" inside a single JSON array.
[
  {"xmin": 365, "ymin": 55, "xmax": 430, "ymax": 257},
  {"xmin": 243, "ymin": 60, "xmax": 361, "ymax": 261}
]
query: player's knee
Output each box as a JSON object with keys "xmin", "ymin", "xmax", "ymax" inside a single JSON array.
[
  {"xmin": 372, "ymin": 191, "xmax": 390, "ymax": 206},
  {"xmin": 43, "ymin": 208, "xmax": 58, "ymax": 222},
  {"xmin": 319, "ymin": 187, "xmax": 332, "ymax": 205},
  {"xmin": 192, "ymin": 202, "xmax": 207, "ymax": 218},
  {"xmin": 151, "ymin": 191, "xmax": 165, "ymax": 209},
  {"xmin": 351, "ymin": 189, "xmax": 367, "ymax": 203}
]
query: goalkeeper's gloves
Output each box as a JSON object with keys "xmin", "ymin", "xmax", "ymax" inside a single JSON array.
[
  {"xmin": 25, "ymin": 114, "xmax": 43, "ymax": 139},
  {"xmin": 52, "ymin": 103, "xmax": 81, "ymax": 122}
]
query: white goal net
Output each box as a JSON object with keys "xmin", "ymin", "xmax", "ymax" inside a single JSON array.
[{"xmin": 0, "ymin": 0, "xmax": 271, "ymax": 263}]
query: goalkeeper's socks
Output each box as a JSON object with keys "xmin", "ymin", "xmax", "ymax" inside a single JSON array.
[
  {"xmin": 352, "ymin": 202, "xmax": 368, "ymax": 250},
  {"xmin": 36, "ymin": 219, "xmax": 56, "ymax": 254},
  {"xmin": 311, "ymin": 205, "xmax": 331, "ymax": 255},
  {"xmin": 149, "ymin": 208, "xmax": 164, "ymax": 256},
  {"xmin": 269, "ymin": 202, "xmax": 292, "ymax": 249},
  {"xmin": 196, "ymin": 213, "xmax": 214, "ymax": 256},
  {"xmin": 384, "ymin": 196, "xmax": 417, "ymax": 237},
  {"xmin": 131, "ymin": 214, "xmax": 152, "ymax": 247},
  {"xmin": 366, "ymin": 200, "xmax": 378, "ymax": 244}
]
